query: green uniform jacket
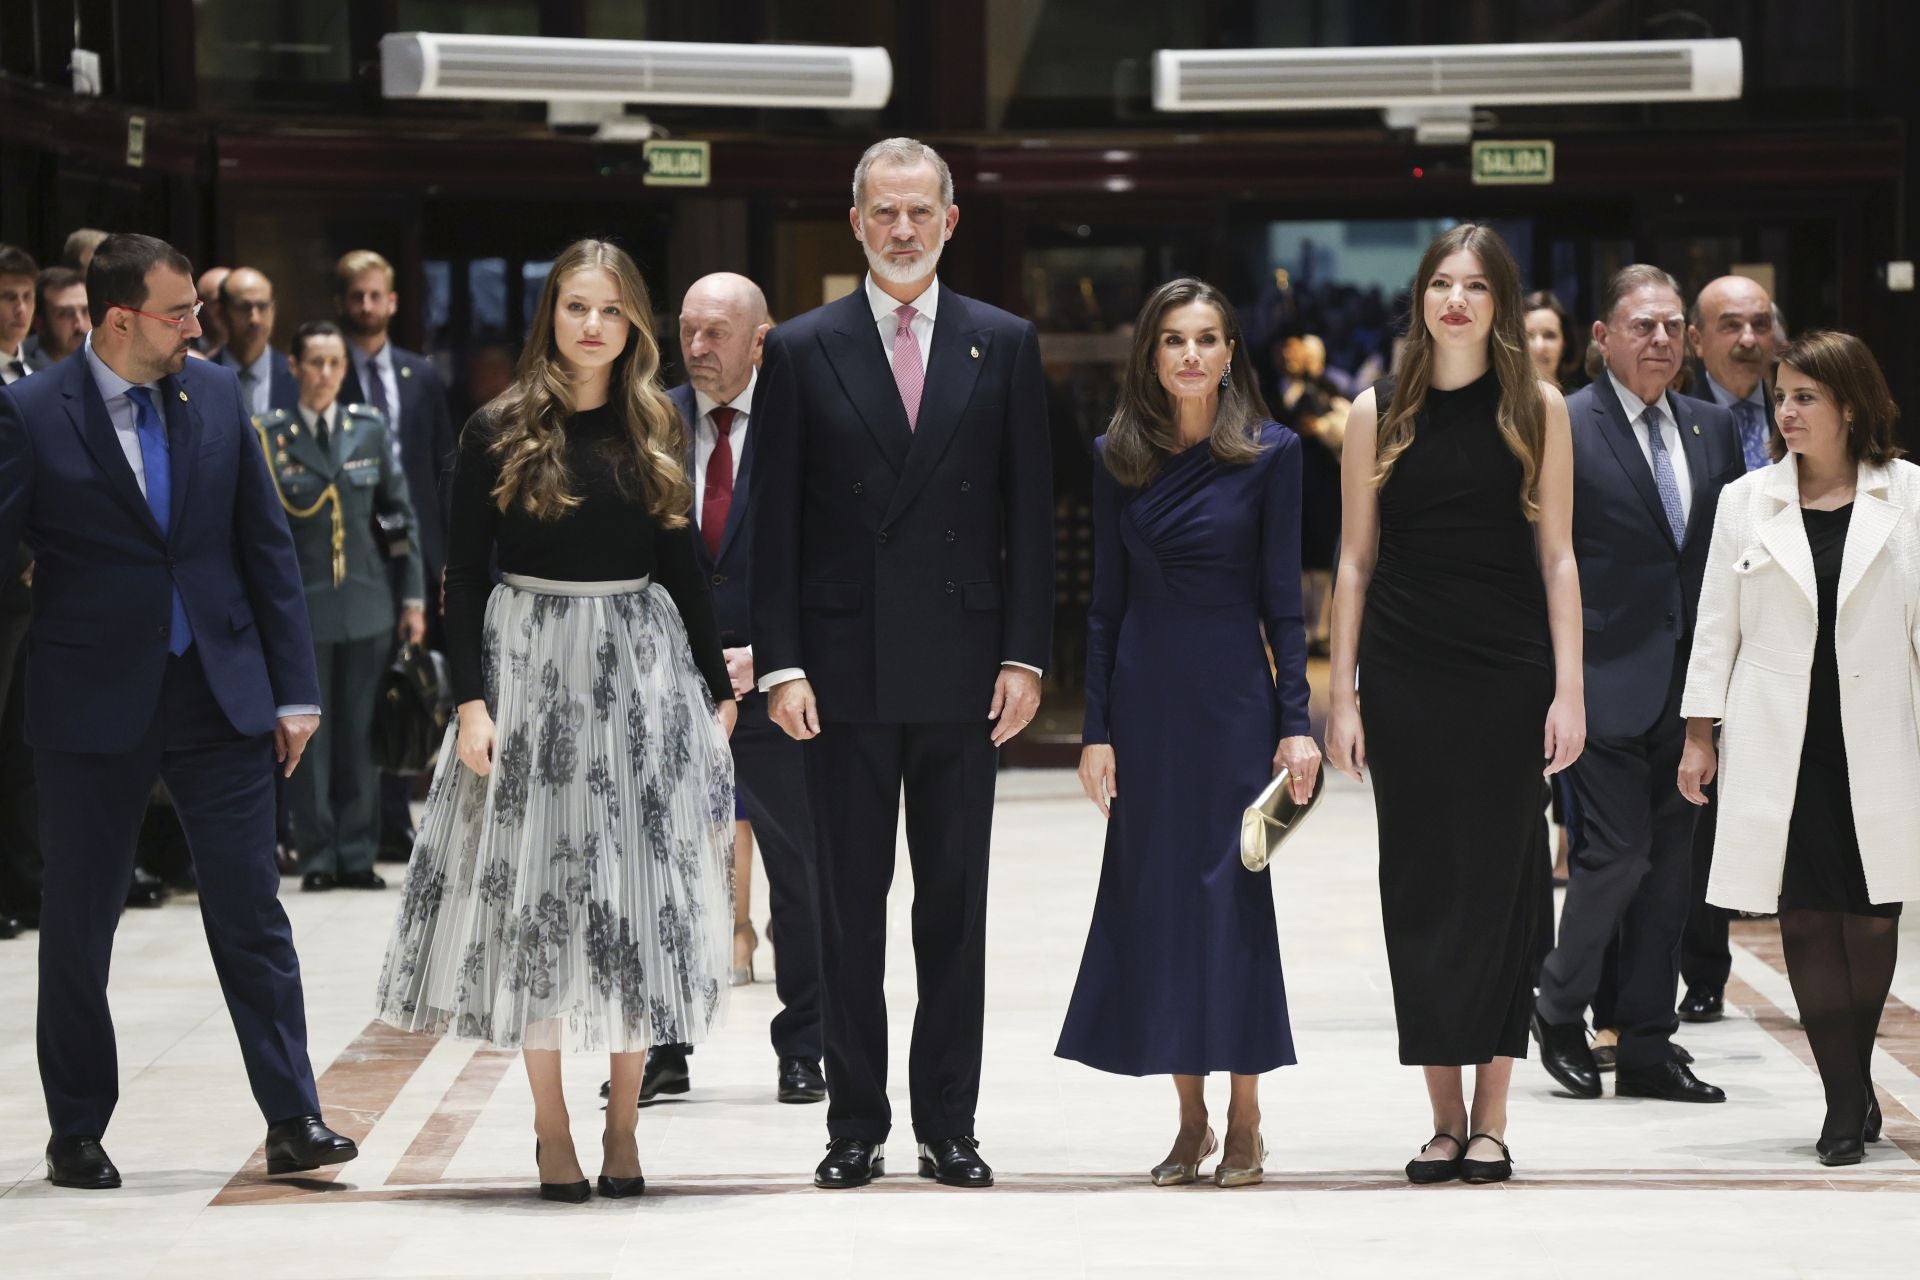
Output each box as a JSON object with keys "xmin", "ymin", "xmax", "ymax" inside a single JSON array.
[{"xmin": 255, "ymin": 402, "xmax": 426, "ymax": 645}]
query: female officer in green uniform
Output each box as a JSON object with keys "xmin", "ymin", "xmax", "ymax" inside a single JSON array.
[{"xmin": 259, "ymin": 320, "xmax": 426, "ymax": 891}]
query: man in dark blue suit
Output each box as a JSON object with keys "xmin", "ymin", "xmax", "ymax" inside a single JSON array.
[
  {"xmin": 635, "ymin": 273, "xmax": 827, "ymax": 1107},
  {"xmin": 754, "ymin": 138, "xmax": 1054, "ymax": 1189},
  {"xmin": 333, "ymin": 249, "xmax": 459, "ymax": 860},
  {"xmin": 213, "ymin": 266, "xmax": 298, "ymax": 420},
  {"xmin": 1533, "ymin": 265, "xmax": 1743, "ymax": 1106},
  {"xmin": 0, "ymin": 235, "xmax": 357, "ymax": 1189}
]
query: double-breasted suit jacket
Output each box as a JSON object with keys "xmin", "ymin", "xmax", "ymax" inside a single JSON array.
[
  {"xmin": 1681, "ymin": 457, "xmax": 1920, "ymax": 911},
  {"xmin": 751, "ymin": 285, "xmax": 1053, "ymax": 723},
  {"xmin": 255, "ymin": 402, "xmax": 424, "ymax": 645}
]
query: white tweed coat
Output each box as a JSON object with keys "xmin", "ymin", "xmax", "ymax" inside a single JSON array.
[{"xmin": 1680, "ymin": 455, "xmax": 1920, "ymax": 912}]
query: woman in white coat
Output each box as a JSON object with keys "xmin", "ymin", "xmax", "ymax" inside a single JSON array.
[{"xmin": 1678, "ymin": 330, "xmax": 1920, "ymax": 1167}]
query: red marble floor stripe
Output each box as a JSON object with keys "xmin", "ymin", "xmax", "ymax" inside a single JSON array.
[
  {"xmin": 210, "ymin": 1020, "xmax": 441, "ymax": 1206},
  {"xmin": 385, "ymin": 1048, "xmax": 517, "ymax": 1186}
]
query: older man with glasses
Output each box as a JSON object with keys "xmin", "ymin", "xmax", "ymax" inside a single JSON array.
[{"xmin": 214, "ymin": 266, "xmax": 297, "ymax": 419}]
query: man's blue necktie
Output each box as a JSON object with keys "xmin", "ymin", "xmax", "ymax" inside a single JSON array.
[
  {"xmin": 126, "ymin": 387, "xmax": 194, "ymax": 656},
  {"xmin": 1734, "ymin": 399, "xmax": 1770, "ymax": 472},
  {"xmin": 1643, "ymin": 405, "xmax": 1688, "ymax": 547}
]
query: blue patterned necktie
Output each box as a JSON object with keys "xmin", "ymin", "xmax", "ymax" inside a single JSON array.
[
  {"xmin": 1643, "ymin": 404, "xmax": 1688, "ymax": 546},
  {"xmin": 1734, "ymin": 399, "xmax": 1770, "ymax": 472},
  {"xmin": 126, "ymin": 387, "xmax": 194, "ymax": 655}
]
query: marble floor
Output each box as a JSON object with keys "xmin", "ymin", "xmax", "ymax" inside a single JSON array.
[{"xmin": 4, "ymin": 769, "xmax": 1920, "ymax": 1279}]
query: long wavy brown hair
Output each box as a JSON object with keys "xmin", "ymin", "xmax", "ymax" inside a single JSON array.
[
  {"xmin": 1375, "ymin": 225, "xmax": 1547, "ymax": 520},
  {"xmin": 487, "ymin": 239, "xmax": 690, "ymax": 528},
  {"xmin": 1103, "ymin": 278, "xmax": 1271, "ymax": 489}
]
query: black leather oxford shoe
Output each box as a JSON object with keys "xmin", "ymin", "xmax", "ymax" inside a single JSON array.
[
  {"xmin": 917, "ymin": 1135, "xmax": 993, "ymax": 1187},
  {"xmin": 814, "ymin": 1138, "xmax": 884, "ymax": 1188},
  {"xmin": 777, "ymin": 1057, "xmax": 826, "ymax": 1104},
  {"xmin": 46, "ymin": 1136, "xmax": 121, "ymax": 1189},
  {"xmin": 1614, "ymin": 1060, "xmax": 1725, "ymax": 1103},
  {"xmin": 1532, "ymin": 1010, "xmax": 1602, "ymax": 1099},
  {"xmin": 638, "ymin": 1045, "xmax": 691, "ymax": 1104},
  {"xmin": 1677, "ymin": 986, "xmax": 1725, "ymax": 1023},
  {"xmin": 301, "ymin": 871, "xmax": 335, "ymax": 893},
  {"xmin": 264, "ymin": 1115, "xmax": 359, "ymax": 1175},
  {"xmin": 335, "ymin": 870, "xmax": 388, "ymax": 890}
]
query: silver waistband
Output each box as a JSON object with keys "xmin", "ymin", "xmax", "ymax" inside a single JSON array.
[{"xmin": 501, "ymin": 574, "xmax": 652, "ymax": 596}]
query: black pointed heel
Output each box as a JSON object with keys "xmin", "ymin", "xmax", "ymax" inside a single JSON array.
[
  {"xmin": 1865, "ymin": 1091, "xmax": 1883, "ymax": 1143},
  {"xmin": 1404, "ymin": 1132, "xmax": 1465, "ymax": 1184},
  {"xmin": 536, "ymin": 1141, "xmax": 591, "ymax": 1203},
  {"xmin": 596, "ymin": 1174, "xmax": 646, "ymax": 1198},
  {"xmin": 1458, "ymin": 1133, "xmax": 1513, "ymax": 1184}
]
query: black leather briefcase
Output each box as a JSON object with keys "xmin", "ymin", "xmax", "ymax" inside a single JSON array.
[{"xmin": 371, "ymin": 643, "xmax": 453, "ymax": 775}]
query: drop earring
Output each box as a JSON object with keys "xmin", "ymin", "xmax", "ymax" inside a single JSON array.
[{"xmin": 1220, "ymin": 362, "xmax": 1232, "ymax": 389}]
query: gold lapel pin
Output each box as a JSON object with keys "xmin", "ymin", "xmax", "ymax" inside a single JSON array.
[
  {"xmin": 178, "ymin": 390, "xmax": 188, "ymax": 401},
  {"xmin": 970, "ymin": 345, "xmax": 980, "ymax": 359},
  {"xmin": 289, "ymin": 423, "xmax": 300, "ymax": 436},
  {"xmin": 400, "ymin": 366, "xmax": 412, "ymax": 378},
  {"xmin": 1692, "ymin": 424, "xmax": 1700, "ymax": 435}
]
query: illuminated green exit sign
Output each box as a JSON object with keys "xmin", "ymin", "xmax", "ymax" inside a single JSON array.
[
  {"xmin": 1471, "ymin": 140, "xmax": 1554, "ymax": 185},
  {"xmin": 644, "ymin": 140, "xmax": 711, "ymax": 187}
]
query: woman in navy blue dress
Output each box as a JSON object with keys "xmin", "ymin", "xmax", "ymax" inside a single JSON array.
[{"xmin": 1058, "ymin": 279, "xmax": 1320, "ymax": 1188}]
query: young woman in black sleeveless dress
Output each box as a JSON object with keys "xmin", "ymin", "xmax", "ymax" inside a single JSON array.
[{"xmin": 1326, "ymin": 225, "xmax": 1584, "ymax": 1184}]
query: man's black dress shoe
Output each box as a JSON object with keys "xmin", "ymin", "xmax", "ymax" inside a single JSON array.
[
  {"xmin": 1678, "ymin": 986, "xmax": 1725, "ymax": 1023},
  {"xmin": 264, "ymin": 1115, "xmax": 359, "ymax": 1174},
  {"xmin": 638, "ymin": 1045, "xmax": 691, "ymax": 1104},
  {"xmin": 918, "ymin": 1135, "xmax": 993, "ymax": 1187},
  {"xmin": 777, "ymin": 1057, "xmax": 827, "ymax": 1104},
  {"xmin": 301, "ymin": 871, "xmax": 335, "ymax": 892},
  {"xmin": 336, "ymin": 870, "xmax": 388, "ymax": 890},
  {"xmin": 46, "ymin": 1136, "xmax": 121, "ymax": 1189},
  {"xmin": 0, "ymin": 912, "xmax": 20, "ymax": 939},
  {"xmin": 125, "ymin": 867, "xmax": 167, "ymax": 909},
  {"xmin": 1614, "ymin": 1060, "xmax": 1726, "ymax": 1103},
  {"xmin": 275, "ymin": 842, "xmax": 300, "ymax": 876},
  {"xmin": 814, "ymin": 1138, "xmax": 884, "ymax": 1188},
  {"xmin": 1671, "ymin": 1042, "xmax": 1694, "ymax": 1066},
  {"xmin": 1532, "ymin": 1010, "xmax": 1601, "ymax": 1098}
]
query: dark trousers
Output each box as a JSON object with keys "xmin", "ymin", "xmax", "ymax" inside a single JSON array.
[
  {"xmin": 806, "ymin": 720, "xmax": 997, "ymax": 1144},
  {"xmin": 0, "ymin": 643, "xmax": 40, "ymax": 914},
  {"xmin": 734, "ymin": 695, "xmax": 823, "ymax": 1059},
  {"xmin": 288, "ymin": 635, "xmax": 386, "ymax": 877},
  {"xmin": 1681, "ymin": 776, "xmax": 1733, "ymax": 990},
  {"xmin": 1538, "ymin": 676, "xmax": 1699, "ymax": 1070},
  {"xmin": 37, "ymin": 648, "xmax": 319, "ymax": 1138}
]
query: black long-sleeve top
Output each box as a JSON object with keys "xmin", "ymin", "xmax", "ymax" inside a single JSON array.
[{"xmin": 443, "ymin": 404, "xmax": 732, "ymax": 707}]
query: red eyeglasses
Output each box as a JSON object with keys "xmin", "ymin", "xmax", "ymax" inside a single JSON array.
[{"xmin": 112, "ymin": 301, "xmax": 204, "ymax": 329}]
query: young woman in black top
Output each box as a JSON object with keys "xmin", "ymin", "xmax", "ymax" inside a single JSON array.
[{"xmin": 376, "ymin": 239, "xmax": 736, "ymax": 1201}]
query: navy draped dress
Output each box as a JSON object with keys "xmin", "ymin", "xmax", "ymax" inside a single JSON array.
[{"xmin": 1056, "ymin": 423, "xmax": 1311, "ymax": 1076}]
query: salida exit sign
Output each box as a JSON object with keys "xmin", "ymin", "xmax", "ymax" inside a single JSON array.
[
  {"xmin": 643, "ymin": 140, "xmax": 711, "ymax": 187},
  {"xmin": 1471, "ymin": 140, "xmax": 1555, "ymax": 185}
]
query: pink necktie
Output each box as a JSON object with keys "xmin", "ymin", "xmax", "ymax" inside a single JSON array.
[{"xmin": 891, "ymin": 304, "xmax": 923, "ymax": 430}]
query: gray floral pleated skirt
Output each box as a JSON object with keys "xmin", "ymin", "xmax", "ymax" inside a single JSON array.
[{"xmin": 375, "ymin": 574, "xmax": 734, "ymax": 1053}]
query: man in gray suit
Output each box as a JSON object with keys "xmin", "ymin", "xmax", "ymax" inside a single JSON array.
[{"xmin": 256, "ymin": 321, "xmax": 425, "ymax": 892}]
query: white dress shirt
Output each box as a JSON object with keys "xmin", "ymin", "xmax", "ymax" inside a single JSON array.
[
  {"xmin": 0, "ymin": 341, "xmax": 30, "ymax": 384},
  {"xmin": 1606, "ymin": 369, "xmax": 1693, "ymax": 524},
  {"xmin": 298, "ymin": 401, "xmax": 338, "ymax": 451},
  {"xmin": 83, "ymin": 333, "xmax": 319, "ymax": 718},
  {"xmin": 866, "ymin": 272, "xmax": 938, "ymax": 367},
  {"xmin": 349, "ymin": 340, "xmax": 403, "ymax": 464},
  {"xmin": 692, "ymin": 367, "xmax": 755, "ymax": 532},
  {"xmin": 758, "ymin": 274, "xmax": 1043, "ymax": 692},
  {"xmin": 217, "ymin": 344, "xmax": 275, "ymax": 420}
]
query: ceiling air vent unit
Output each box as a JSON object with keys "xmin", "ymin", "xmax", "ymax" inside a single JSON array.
[
  {"xmin": 381, "ymin": 33, "xmax": 893, "ymax": 110},
  {"xmin": 1152, "ymin": 39, "xmax": 1742, "ymax": 113}
]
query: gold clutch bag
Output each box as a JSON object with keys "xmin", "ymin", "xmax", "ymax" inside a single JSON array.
[{"xmin": 1240, "ymin": 766, "xmax": 1327, "ymax": 872}]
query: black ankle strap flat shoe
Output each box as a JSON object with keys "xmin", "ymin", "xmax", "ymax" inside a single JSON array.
[
  {"xmin": 1458, "ymin": 1133, "xmax": 1513, "ymax": 1184},
  {"xmin": 1404, "ymin": 1132, "xmax": 1465, "ymax": 1184}
]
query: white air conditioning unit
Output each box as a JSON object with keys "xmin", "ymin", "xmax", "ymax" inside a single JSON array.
[
  {"xmin": 1152, "ymin": 38, "xmax": 1742, "ymax": 113},
  {"xmin": 380, "ymin": 33, "xmax": 893, "ymax": 110}
]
